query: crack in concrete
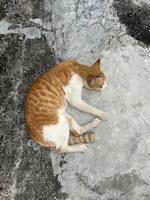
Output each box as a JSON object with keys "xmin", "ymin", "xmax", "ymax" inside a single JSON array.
[{"xmin": 9, "ymin": 146, "xmax": 23, "ymax": 200}]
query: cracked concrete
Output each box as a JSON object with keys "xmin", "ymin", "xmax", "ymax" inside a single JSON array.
[{"xmin": 0, "ymin": 0, "xmax": 150, "ymax": 199}]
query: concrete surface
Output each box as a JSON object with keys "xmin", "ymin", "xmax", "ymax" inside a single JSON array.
[{"xmin": 0, "ymin": 0, "xmax": 150, "ymax": 200}]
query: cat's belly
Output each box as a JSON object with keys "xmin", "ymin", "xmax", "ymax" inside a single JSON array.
[{"xmin": 42, "ymin": 108, "xmax": 69, "ymax": 149}]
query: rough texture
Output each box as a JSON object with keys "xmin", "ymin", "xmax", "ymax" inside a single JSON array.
[
  {"xmin": 0, "ymin": 34, "xmax": 67, "ymax": 199},
  {"xmin": 0, "ymin": 0, "xmax": 150, "ymax": 200},
  {"xmin": 114, "ymin": 0, "xmax": 150, "ymax": 46}
]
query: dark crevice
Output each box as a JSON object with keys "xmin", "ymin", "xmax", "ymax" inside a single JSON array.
[{"xmin": 114, "ymin": 0, "xmax": 150, "ymax": 46}]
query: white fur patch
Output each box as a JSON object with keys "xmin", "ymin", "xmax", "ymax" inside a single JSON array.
[
  {"xmin": 64, "ymin": 74, "xmax": 83, "ymax": 105},
  {"xmin": 43, "ymin": 108, "xmax": 69, "ymax": 149}
]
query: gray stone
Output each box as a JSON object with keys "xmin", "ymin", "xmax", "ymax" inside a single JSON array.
[{"xmin": 0, "ymin": 33, "xmax": 66, "ymax": 200}]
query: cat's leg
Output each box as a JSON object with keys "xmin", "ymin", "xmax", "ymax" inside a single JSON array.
[
  {"xmin": 49, "ymin": 125, "xmax": 88, "ymax": 153},
  {"xmin": 52, "ymin": 121, "xmax": 88, "ymax": 153},
  {"xmin": 80, "ymin": 118, "xmax": 101, "ymax": 133},
  {"xmin": 67, "ymin": 115, "xmax": 101, "ymax": 135},
  {"xmin": 69, "ymin": 100, "xmax": 108, "ymax": 120},
  {"xmin": 57, "ymin": 129, "xmax": 88, "ymax": 153},
  {"xmin": 60, "ymin": 144, "xmax": 88, "ymax": 153}
]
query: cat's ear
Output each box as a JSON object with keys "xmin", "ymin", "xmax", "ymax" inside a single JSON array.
[{"xmin": 91, "ymin": 58, "xmax": 101, "ymax": 71}]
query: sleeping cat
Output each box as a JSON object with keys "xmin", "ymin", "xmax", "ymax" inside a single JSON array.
[{"xmin": 24, "ymin": 59, "xmax": 108, "ymax": 153}]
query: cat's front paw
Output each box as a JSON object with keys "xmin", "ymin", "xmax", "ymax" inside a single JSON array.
[
  {"xmin": 98, "ymin": 111, "xmax": 109, "ymax": 120},
  {"xmin": 92, "ymin": 118, "xmax": 101, "ymax": 127}
]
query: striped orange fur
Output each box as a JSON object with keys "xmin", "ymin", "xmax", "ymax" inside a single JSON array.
[
  {"xmin": 69, "ymin": 133, "xmax": 96, "ymax": 145},
  {"xmin": 24, "ymin": 59, "xmax": 107, "ymax": 153}
]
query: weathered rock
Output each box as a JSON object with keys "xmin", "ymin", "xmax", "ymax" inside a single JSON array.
[
  {"xmin": 114, "ymin": 0, "xmax": 150, "ymax": 46},
  {"xmin": 0, "ymin": 33, "xmax": 66, "ymax": 200}
]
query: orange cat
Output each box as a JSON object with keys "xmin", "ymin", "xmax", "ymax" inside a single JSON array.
[{"xmin": 24, "ymin": 59, "xmax": 108, "ymax": 153}]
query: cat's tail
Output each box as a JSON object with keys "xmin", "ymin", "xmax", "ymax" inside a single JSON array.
[{"xmin": 68, "ymin": 133, "xmax": 96, "ymax": 145}]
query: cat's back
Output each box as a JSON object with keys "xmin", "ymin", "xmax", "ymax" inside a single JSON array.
[
  {"xmin": 25, "ymin": 60, "xmax": 80, "ymax": 101},
  {"xmin": 26, "ymin": 60, "xmax": 76, "ymax": 95},
  {"xmin": 24, "ymin": 61, "xmax": 75, "ymax": 126}
]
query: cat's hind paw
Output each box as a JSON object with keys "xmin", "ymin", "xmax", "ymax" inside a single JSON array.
[{"xmin": 77, "ymin": 144, "xmax": 88, "ymax": 152}]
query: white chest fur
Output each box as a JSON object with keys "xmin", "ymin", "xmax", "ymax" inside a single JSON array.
[{"xmin": 64, "ymin": 74, "xmax": 83, "ymax": 105}]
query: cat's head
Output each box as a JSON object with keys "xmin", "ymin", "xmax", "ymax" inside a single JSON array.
[{"xmin": 86, "ymin": 58, "xmax": 107, "ymax": 90}]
